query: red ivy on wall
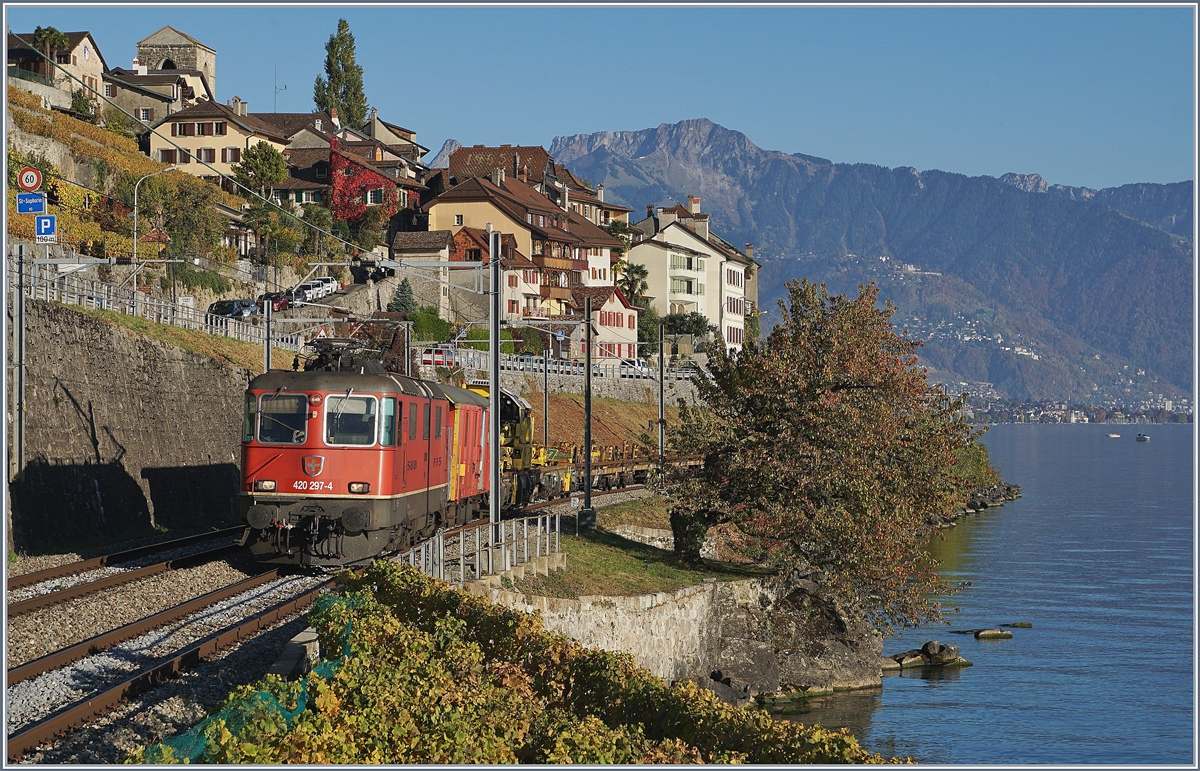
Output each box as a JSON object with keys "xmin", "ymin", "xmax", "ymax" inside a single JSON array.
[{"xmin": 328, "ymin": 137, "xmax": 400, "ymax": 227}]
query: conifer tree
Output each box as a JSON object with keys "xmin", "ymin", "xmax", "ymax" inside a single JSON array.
[
  {"xmin": 388, "ymin": 278, "xmax": 417, "ymax": 314},
  {"xmin": 313, "ymin": 18, "xmax": 369, "ymax": 129}
]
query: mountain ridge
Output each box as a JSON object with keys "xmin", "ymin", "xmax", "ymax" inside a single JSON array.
[{"xmin": 550, "ymin": 119, "xmax": 1193, "ymax": 403}]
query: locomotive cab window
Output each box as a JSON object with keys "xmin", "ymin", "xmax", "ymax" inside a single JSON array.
[
  {"xmin": 325, "ymin": 394, "xmax": 378, "ymax": 446},
  {"xmin": 409, "ymin": 402, "xmax": 418, "ymax": 440},
  {"xmin": 381, "ymin": 397, "xmax": 397, "ymax": 446},
  {"xmin": 422, "ymin": 403, "xmax": 430, "ymax": 440},
  {"xmin": 257, "ymin": 392, "xmax": 308, "ymax": 444},
  {"xmin": 435, "ymin": 405, "xmax": 443, "ymax": 439},
  {"xmin": 243, "ymin": 393, "xmax": 255, "ymax": 442}
]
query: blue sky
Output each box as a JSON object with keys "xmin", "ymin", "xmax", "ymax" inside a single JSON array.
[{"xmin": 6, "ymin": 5, "xmax": 1194, "ymax": 189}]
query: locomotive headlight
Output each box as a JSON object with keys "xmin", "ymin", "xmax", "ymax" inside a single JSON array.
[
  {"xmin": 348, "ymin": 482, "xmax": 370, "ymax": 494},
  {"xmin": 254, "ymin": 479, "xmax": 277, "ymax": 492}
]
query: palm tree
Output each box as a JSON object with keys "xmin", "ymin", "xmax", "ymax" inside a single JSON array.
[
  {"xmin": 31, "ymin": 26, "xmax": 69, "ymax": 80},
  {"xmin": 617, "ymin": 261, "xmax": 649, "ymax": 305}
]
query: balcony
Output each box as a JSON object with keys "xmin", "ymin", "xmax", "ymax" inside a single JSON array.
[
  {"xmin": 522, "ymin": 307, "xmax": 549, "ymax": 318},
  {"xmin": 533, "ymin": 255, "xmax": 573, "ymax": 271},
  {"xmin": 8, "ymin": 65, "xmax": 55, "ymax": 88},
  {"xmin": 540, "ymin": 285, "xmax": 571, "ymax": 300}
]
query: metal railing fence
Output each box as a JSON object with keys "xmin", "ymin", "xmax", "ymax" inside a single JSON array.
[
  {"xmin": 396, "ymin": 510, "xmax": 562, "ymax": 584},
  {"xmin": 8, "ymin": 259, "xmax": 303, "ymax": 351}
]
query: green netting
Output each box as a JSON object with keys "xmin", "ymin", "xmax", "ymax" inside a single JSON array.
[{"xmin": 134, "ymin": 594, "xmax": 360, "ymax": 764}]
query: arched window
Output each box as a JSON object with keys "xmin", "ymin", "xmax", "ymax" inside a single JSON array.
[{"xmin": 160, "ymin": 58, "xmax": 177, "ymax": 70}]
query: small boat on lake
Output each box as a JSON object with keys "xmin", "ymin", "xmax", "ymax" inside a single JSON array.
[
  {"xmin": 1106, "ymin": 433, "xmax": 1121, "ymax": 438},
  {"xmin": 1136, "ymin": 433, "xmax": 1150, "ymax": 442}
]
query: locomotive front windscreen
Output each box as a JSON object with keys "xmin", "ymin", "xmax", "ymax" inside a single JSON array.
[
  {"xmin": 326, "ymin": 395, "xmax": 378, "ymax": 445},
  {"xmin": 257, "ymin": 393, "xmax": 308, "ymax": 444}
]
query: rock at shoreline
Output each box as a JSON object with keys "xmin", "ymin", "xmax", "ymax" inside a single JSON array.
[
  {"xmin": 975, "ymin": 628, "xmax": 1013, "ymax": 639},
  {"xmin": 888, "ymin": 640, "xmax": 973, "ymax": 669}
]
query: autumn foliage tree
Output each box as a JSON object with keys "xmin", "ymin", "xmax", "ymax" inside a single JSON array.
[{"xmin": 661, "ymin": 279, "xmax": 983, "ymax": 631}]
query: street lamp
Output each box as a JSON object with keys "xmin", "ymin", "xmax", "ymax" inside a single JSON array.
[{"xmin": 132, "ymin": 165, "xmax": 175, "ymax": 314}]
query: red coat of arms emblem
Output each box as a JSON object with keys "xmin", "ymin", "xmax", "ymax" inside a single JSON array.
[{"xmin": 303, "ymin": 456, "xmax": 325, "ymax": 477}]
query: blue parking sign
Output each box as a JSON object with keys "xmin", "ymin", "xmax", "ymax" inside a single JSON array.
[
  {"xmin": 17, "ymin": 192, "xmax": 44, "ymax": 214},
  {"xmin": 35, "ymin": 214, "xmax": 56, "ymax": 244}
]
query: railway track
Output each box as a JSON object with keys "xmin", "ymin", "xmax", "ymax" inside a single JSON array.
[
  {"xmin": 6, "ymin": 572, "xmax": 330, "ymax": 761},
  {"xmin": 6, "ymin": 485, "xmax": 657, "ymax": 761},
  {"xmin": 6, "ymin": 526, "xmax": 246, "ymax": 592},
  {"xmin": 7, "ymin": 543, "xmax": 244, "ymax": 618}
]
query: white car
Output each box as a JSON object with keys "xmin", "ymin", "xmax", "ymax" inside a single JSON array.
[
  {"xmin": 618, "ymin": 358, "xmax": 652, "ymax": 378},
  {"xmin": 316, "ymin": 276, "xmax": 339, "ymax": 295}
]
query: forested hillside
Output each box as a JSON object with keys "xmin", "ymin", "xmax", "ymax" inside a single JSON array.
[{"xmin": 551, "ymin": 120, "xmax": 1193, "ymax": 401}]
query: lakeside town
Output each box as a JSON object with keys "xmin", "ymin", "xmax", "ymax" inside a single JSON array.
[{"xmin": 5, "ymin": 11, "xmax": 1193, "ymax": 766}]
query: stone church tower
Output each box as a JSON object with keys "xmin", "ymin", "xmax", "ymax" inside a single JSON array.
[{"xmin": 136, "ymin": 26, "xmax": 216, "ymax": 98}]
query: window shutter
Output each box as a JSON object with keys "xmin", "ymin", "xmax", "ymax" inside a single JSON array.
[
  {"xmin": 147, "ymin": 109, "xmax": 155, "ymax": 122},
  {"xmin": 171, "ymin": 122, "xmax": 177, "ymax": 137},
  {"xmin": 221, "ymin": 148, "xmax": 227, "ymax": 163}
]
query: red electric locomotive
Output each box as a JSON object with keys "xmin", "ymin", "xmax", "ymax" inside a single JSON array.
[{"xmin": 240, "ymin": 342, "xmax": 493, "ymax": 567}]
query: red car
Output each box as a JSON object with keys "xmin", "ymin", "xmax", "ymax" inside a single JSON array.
[{"xmin": 257, "ymin": 292, "xmax": 290, "ymax": 312}]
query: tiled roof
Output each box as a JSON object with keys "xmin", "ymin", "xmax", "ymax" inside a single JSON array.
[
  {"xmin": 252, "ymin": 112, "xmax": 333, "ymax": 138},
  {"xmin": 455, "ymin": 226, "xmax": 537, "ymax": 269},
  {"xmin": 10, "ymin": 31, "xmax": 110, "ymax": 71},
  {"xmin": 391, "ymin": 230, "xmax": 454, "ymax": 252},
  {"xmin": 563, "ymin": 208, "xmax": 623, "ymax": 248},
  {"xmin": 553, "ymin": 165, "xmax": 589, "ymax": 190},
  {"xmin": 272, "ymin": 177, "xmax": 327, "ymax": 191},
  {"xmin": 155, "ymin": 100, "xmax": 291, "ymax": 142},
  {"xmin": 570, "ymin": 285, "xmax": 618, "ymax": 308},
  {"xmin": 429, "ymin": 177, "xmax": 575, "ymax": 243},
  {"xmin": 283, "ymin": 148, "xmax": 329, "ymax": 169},
  {"xmin": 450, "ymin": 145, "xmax": 552, "ymax": 183},
  {"xmin": 661, "ymin": 204, "xmax": 692, "ymax": 217}
]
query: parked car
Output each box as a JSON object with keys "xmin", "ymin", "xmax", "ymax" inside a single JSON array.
[
  {"xmin": 420, "ymin": 347, "xmax": 457, "ymax": 366},
  {"xmin": 618, "ymin": 358, "xmax": 652, "ymax": 378},
  {"xmin": 256, "ymin": 292, "xmax": 290, "ymax": 312},
  {"xmin": 208, "ymin": 299, "xmax": 259, "ymax": 319},
  {"xmin": 297, "ymin": 282, "xmax": 324, "ymax": 301},
  {"xmin": 672, "ymin": 362, "xmax": 711, "ymax": 381},
  {"xmin": 316, "ymin": 276, "xmax": 340, "ymax": 295}
]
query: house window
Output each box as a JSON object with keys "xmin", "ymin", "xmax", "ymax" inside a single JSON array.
[
  {"xmin": 532, "ymin": 241, "xmax": 543, "ymax": 256},
  {"xmin": 140, "ymin": 108, "xmax": 153, "ymax": 122},
  {"xmin": 315, "ymin": 164, "xmax": 327, "ymax": 179},
  {"xmin": 508, "ymin": 299, "xmax": 519, "ymax": 313},
  {"xmin": 343, "ymin": 167, "xmax": 353, "ymax": 176},
  {"xmin": 103, "ymin": 83, "xmax": 115, "ymax": 97},
  {"xmin": 368, "ymin": 189, "xmax": 383, "ymax": 205},
  {"xmin": 313, "ymin": 192, "xmax": 323, "ymax": 203},
  {"xmin": 465, "ymin": 248, "xmax": 481, "ymax": 262},
  {"xmin": 526, "ymin": 213, "xmax": 532, "ymax": 224},
  {"xmin": 629, "ymin": 314, "xmax": 636, "ymax": 330},
  {"xmin": 375, "ymin": 147, "xmax": 382, "ymax": 161},
  {"xmin": 56, "ymin": 53, "xmax": 70, "ymax": 64},
  {"xmin": 199, "ymin": 148, "xmax": 215, "ymax": 163},
  {"xmin": 508, "ymin": 275, "xmax": 518, "ymax": 288},
  {"xmin": 296, "ymin": 191, "xmax": 305, "ymax": 203},
  {"xmin": 228, "ymin": 147, "xmax": 241, "ymax": 163},
  {"xmin": 454, "ymin": 214, "xmax": 464, "ymax": 226},
  {"xmin": 539, "ymin": 215, "xmax": 545, "ymax": 227},
  {"xmin": 160, "ymin": 149, "xmax": 177, "ymax": 164}
]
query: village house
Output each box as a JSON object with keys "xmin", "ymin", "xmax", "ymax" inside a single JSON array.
[
  {"xmin": 7, "ymin": 30, "xmax": 107, "ymax": 109},
  {"xmin": 135, "ymin": 26, "xmax": 217, "ymax": 102},
  {"xmin": 628, "ymin": 195, "xmax": 758, "ymax": 351},
  {"xmin": 146, "ymin": 96, "xmax": 289, "ymax": 180},
  {"xmin": 571, "ymin": 286, "xmax": 640, "ymax": 361},
  {"xmin": 424, "ymin": 169, "xmax": 583, "ymax": 317}
]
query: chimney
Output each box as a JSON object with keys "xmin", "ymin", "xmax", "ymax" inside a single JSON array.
[
  {"xmin": 490, "ymin": 167, "xmax": 504, "ymax": 186},
  {"xmin": 745, "ymin": 243, "xmax": 754, "ymax": 261},
  {"xmin": 688, "ymin": 195, "xmax": 701, "ymax": 215},
  {"xmin": 562, "ymin": 185, "xmax": 569, "ymax": 212},
  {"xmin": 514, "ymin": 152, "xmax": 520, "ymax": 177},
  {"xmin": 520, "ymin": 164, "xmax": 529, "ymax": 184},
  {"xmin": 597, "ymin": 183, "xmax": 604, "ymax": 202},
  {"xmin": 369, "ymin": 105, "xmax": 377, "ymax": 123},
  {"xmin": 231, "ymin": 96, "xmax": 247, "ymax": 116},
  {"xmin": 314, "ymin": 118, "xmax": 322, "ymax": 132},
  {"xmin": 330, "ymin": 108, "xmax": 340, "ymax": 128}
]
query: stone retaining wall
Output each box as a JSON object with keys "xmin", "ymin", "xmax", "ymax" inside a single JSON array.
[
  {"xmin": 7, "ymin": 300, "xmax": 250, "ymax": 552},
  {"xmin": 470, "ymin": 572, "xmax": 882, "ymax": 697}
]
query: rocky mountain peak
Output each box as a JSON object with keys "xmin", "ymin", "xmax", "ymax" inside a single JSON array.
[{"xmin": 425, "ymin": 138, "xmax": 461, "ymax": 169}]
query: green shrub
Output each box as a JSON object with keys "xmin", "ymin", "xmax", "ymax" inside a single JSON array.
[
  {"xmin": 129, "ymin": 563, "xmax": 894, "ymax": 764},
  {"xmin": 409, "ymin": 310, "xmax": 451, "ymax": 342}
]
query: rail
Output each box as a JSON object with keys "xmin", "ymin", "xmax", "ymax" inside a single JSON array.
[
  {"xmin": 7, "ymin": 259, "xmax": 303, "ymax": 351},
  {"xmin": 396, "ymin": 510, "xmax": 561, "ymax": 583}
]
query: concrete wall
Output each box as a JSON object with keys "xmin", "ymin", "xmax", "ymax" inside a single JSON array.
[
  {"xmin": 495, "ymin": 371, "xmax": 700, "ymax": 404},
  {"xmin": 7, "ymin": 300, "xmax": 251, "ymax": 553}
]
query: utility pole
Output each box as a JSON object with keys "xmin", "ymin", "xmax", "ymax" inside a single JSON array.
[
  {"xmin": 579, "ymin": 296, "xmax": 595, "ymax": 530},
  {"xmin": 263, "ymin": 300, "xmax": 272, "ymax": 372},
  {"xmin": 658, "ymin": 320, "xmax": 665, "ymax": 465},
  {"xmin": 543, "ymin": 346, "xmax": 549, "ymax": 449},
  {"xmin": 14, "ymin": 245, "xmax": 26, "ymax": 482},
  {"xmin": 487, "ymin": 223, "xmax": 501, "ymax": 538}
]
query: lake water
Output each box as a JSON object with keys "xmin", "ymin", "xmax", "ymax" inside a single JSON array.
[{"xmin": 782, "ymin": 423, "xmax": 1194, "ymax": 764}]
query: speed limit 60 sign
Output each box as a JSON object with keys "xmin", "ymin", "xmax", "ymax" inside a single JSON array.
[{"xmin": 17, "ymin": 167, "xmax": 42, "ymax": 192}]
